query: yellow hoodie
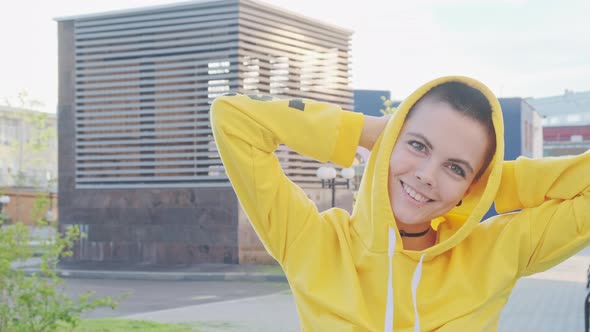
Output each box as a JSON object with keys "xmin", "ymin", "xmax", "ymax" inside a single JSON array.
[{"xmin": 210, "ymin": 76, "xmax": 590, "ymax": 331}]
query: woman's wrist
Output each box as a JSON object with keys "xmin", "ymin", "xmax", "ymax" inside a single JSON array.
[{"xmin": 359, "ymin": 115, "xmax": 390, "ymax": 151}]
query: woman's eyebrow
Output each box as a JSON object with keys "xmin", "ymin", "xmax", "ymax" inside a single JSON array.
[
  {"xmin": 407, "ymin": 132, "xmax": 433, "ymax": 149},
  {"xmin": 448, "ymin": 158, "xmax": 475, "ymax": 175}
]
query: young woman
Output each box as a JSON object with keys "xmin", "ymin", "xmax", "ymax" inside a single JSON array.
[{"xmin": 210, "ymin": 76, "xmax": 589, "ymax": 331}]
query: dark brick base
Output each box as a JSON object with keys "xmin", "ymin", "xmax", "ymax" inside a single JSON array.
[{"xmin": 58, "ymin": 188, "xmax": 239, "ymax": 266}]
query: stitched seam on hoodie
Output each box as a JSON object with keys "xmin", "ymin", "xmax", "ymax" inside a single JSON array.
[
  {"xmin": 350, "ymin": 221, "xmax": 388, "ymax": 254},
  {"xmin": 523, "ymin": 204, "xmax": 560, "ymax": 275},
  {"xmin": 282, "ymin": 201, "xmax": 317, "ymax": 265}
]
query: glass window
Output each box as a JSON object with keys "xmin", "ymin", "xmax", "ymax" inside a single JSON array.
[
  {"xmin": 567, "ymin": 114, "xmax": 582, "ymax": 123},
  {"xmin": 571, "ymin": 135, "xmax": 583, "ymax": 142}
]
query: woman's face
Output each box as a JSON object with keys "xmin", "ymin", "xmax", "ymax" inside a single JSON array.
[{"xmin": 388, "ymin": 99, "xmax": 491, "ymax": 228}]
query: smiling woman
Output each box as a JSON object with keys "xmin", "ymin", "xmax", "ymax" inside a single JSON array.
[
  {"xmin": 210, "ymin": 76, "xmax": 590, "ymax": 331},
  {"xmin": 388, "ymin": 82, "xmax": 495, "ymax": 250}
]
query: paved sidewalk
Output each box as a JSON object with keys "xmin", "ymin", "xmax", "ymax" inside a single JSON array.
[
  {"xmin": 127, "ymin": 292, "xmax": 299, "ymax": 332},
  {"xmin": 498, "ymin": 246, "xmax": 590, "ymax": 332},
  {"xmin": 23, "ymin": 262, "xmax": 287, "ymax": 282},
  {"xmin": 125, "ymin": 246, "xmax": 590, "ymax": 332}
]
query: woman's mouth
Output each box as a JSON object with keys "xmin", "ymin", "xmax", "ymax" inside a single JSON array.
[{"xmin": 400, "ymin": 181, "xmax": 434, "ymax": 205}]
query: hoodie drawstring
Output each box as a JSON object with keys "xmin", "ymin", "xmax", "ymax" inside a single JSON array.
[
  {"xmin": 411, "ymin": 254, "xmax": 426, "ymax": 332},
  {"xmin": 384, "ymin": 227, "xmax": 396, "ymax": 332},
  {"xmin": 384, "ymin": 227, "xmax": 426, "ymax": 332}
]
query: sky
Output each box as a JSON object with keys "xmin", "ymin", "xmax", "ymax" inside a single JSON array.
[{"xmin": 0, "ymin": 0, "xmax": 589, "ymax": 113}]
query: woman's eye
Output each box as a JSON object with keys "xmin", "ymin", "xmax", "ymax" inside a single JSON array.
[
  {"xmin": 409, "ymin": 140, "xmax": 426, "ymax": 152},
  {"xmin": 449, "ymin": 164, "xmax": 466, "ymax": 177}
]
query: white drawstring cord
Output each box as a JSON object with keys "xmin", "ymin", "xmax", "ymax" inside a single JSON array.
[
  {"xmin": 411, "ymin": 254, "xmax": 426, "ymax": 332},
  {"xmin": 384, "ymin": 227, "xmax": 396, "ymax": 332},
  {"xmin": 384, "ymin": 229, "xmax": 426, "ymax": 332}
]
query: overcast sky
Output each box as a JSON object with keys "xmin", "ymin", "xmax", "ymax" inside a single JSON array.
[{"xmin": 1, "ymin": 0, "xmax": 588, "ymax": 112}]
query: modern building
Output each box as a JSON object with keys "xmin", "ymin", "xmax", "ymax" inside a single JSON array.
[
  {"xmin": 0, "ymin": 106, "xmax": 57, "ymax": 224},
  {"xmin": 56, "ymin": 0, "xmax": 354, "ymax": 265},
  {"xmin": 498, "ymin": 98, "xmax": 543, "ymax": 160},
  {"xmin": 0, "ymin": 106, "xmax": 57, "ymax": 188},
  {"xmin": 527, "ymin": 90, "xmax": 590, "ymax": 156}
]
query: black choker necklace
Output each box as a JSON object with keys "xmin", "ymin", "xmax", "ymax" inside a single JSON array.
[{"xmin": 399, "ymin": 227, "xmax": 431, "ymax": 238}]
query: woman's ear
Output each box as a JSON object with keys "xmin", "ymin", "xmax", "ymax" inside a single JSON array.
[{"xmin": 464, "ymin": 186, "xmax": 472, "ymax": 197}]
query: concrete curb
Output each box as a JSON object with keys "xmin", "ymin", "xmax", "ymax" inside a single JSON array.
[{"xmin": 21, "ymin": 268, "xmax": 287, "ymax": 282}]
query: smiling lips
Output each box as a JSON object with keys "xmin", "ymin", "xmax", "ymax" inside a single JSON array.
[{"xmin": 401, "ymin": 181, "xmax": 434, "ymax": 204}]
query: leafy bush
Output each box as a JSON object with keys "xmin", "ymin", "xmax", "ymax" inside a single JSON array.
[{"xmin": 0, "ymin": 195, "xmax": 119, "ymax": 332}]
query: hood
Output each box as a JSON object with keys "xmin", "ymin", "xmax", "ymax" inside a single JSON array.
[{"xmin": 350, "ymin": 76, "xmax": 505, "ymax": 260}]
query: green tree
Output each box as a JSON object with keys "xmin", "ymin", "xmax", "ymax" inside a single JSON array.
[
  {"xmin": 0, "ymin": 91, "xmax": 122, "ymax": 332},
  {"xmin": 0, "ymin": 207, "xmax": 121, "ymax": 332},
  {"xmin": 2, "ymin": 90, "xmax": 44, "ymax": 111},
  {"xmin": 2, "ymin": 91, "xmax": 57, "ymax": 223},
  {"xmin": 379, "ymin": 96, "xmax": 397, "ymax": 115}
]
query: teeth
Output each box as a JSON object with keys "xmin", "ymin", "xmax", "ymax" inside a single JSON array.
[{"xmin": 402, "ymin": 182, "xmax": 429, "ymax": 203}]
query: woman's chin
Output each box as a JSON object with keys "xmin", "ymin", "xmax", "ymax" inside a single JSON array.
[{"xmin": 393, "ymin": 211, "xmax": 430, "ymax": 228}]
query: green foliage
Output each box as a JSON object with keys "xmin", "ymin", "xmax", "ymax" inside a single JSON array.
[
  {"xmin": 379, "ymin": 96, "xmax": 397, "ymax": 116},
  {"xmin": 2, "ymin": 90, "xmax": 45, "ymax": 111},
  {"xmin": 2, "ymin": 90, "xmax": 56, "ymax": 190},
  {"xmin": 0, "ymin": 91, "xmax": 120, "ymax": 332},
  {"xmin": 55, "ymin": 319, "xmax": 208, "ymax": 332},
  {"xmin": 0, "ymin": 205, "xmax": 120, "ymax": 332}
]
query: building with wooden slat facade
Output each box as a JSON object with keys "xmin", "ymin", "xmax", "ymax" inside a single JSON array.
[{"xmin": 57, "ymin": 0, "xmax": 354, "ymax": 265}]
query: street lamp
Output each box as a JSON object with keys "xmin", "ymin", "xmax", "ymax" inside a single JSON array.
[{"xmin": 316, "ymin": 166, "xmax": 355, "ymax": 208}]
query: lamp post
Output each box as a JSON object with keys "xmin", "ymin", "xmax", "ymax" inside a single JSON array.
[{"xmin": 316, "ymin": 166, "xmax": 355, "ymax": 208}]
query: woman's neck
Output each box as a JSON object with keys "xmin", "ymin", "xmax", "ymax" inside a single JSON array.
[
  {"xmin": 401, "ymin": 229, "xmax": 437, "ymax": 251},
  {"xmin": 396, "ymin": 221, "xmax": 437, "ymax": 251}
]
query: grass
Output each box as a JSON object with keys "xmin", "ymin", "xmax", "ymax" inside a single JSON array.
[
  {"xmin": 190, "ymin": 321, "xmax": 238, "ymax": 329},
  {"xmin": 257, "ymin": 264, "xmax": 285, "ymax": 275},
  {"xmin": 56, "ymin": 319, "xmax": 241, "ymax": 332}
]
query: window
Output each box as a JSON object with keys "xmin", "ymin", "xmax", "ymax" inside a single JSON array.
[
  {"xmin": 548, "ymin": 116, "xmax": 561, "ymax": 125},
  {"xmin": 208, "ymin": 60, "xmax": 230, "ymax": 75},
  {"xmin": 566, "ymin": 114, "xmax": 582, "ymax": 123}
]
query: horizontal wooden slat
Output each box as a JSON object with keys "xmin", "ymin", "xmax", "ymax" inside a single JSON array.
[
  {"xmin": 75, "ymin": 6, "xmax": 238, "ymax": 34},
  {"xmin": 76, "ymin": 91, "xmax": 228, "ymax": 105},
  {"xmin": 77, "ymin": 20, "xmax": 238, "ymax": 47},
  {"xmin": 77, "ymin": 182, "xmax": 232, "ymax": 189},
  {"xmin": 75, "ymin": 48, "xmax": 239, "ymax": 69},
  {"xmin": 77, "ymin": 56, "xmax": 239, "ymax": 76},
  {"xmin": 76, "ymin": 37, "xmax": 237, "ymax": 61},
  {"xmin": 240, "ymin": 2, "xmax": 350, "ymax": 41},
  {"xmin": 76, "ymin": 73, "xmax": 236, "ymax": 91},
  {"xmin": 76, "ymin": 151, "xmax": 218, "ymax": 161},
  {"xmin": 239, "ymin": 14, "xmax": 349, "ymax": 50},
  {"xmin": 77, "ymin": 129, "xmax": 211, "ymax": 140},
  {"xmin": 77, "ymin": 27, "xmax": 239, "ymax": 55},
  {"xmin": 76, "ymin": 136, "xmax": 211, "ymax": 146},
  {"xmin": 77, "ymin": 113, "xmax": 208, "ymax": 125},
  {"xmin": 76, "ymin": 175, "xmax": 227, "ymax": 183},
  {"xmin": 76, "ymin": 65, "xmax": 238, "ymax": 85},
  {"xmin": 78, "ymin": 159, "xmax": 221, "ymax": 168},
  {"xmin": 76, "ymin": 106, "xmax": 212, "ymax": 119},
  {"xmin": 77, "ymin": 166, "xmax": 221, "ymax": 175}
]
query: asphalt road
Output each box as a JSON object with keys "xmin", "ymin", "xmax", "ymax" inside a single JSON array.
[{"xmin": 61, "ymin": 278, "xmax": 291, "ymax": 319}]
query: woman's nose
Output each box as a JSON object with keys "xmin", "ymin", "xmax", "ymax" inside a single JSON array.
[{"xmin": 415, "ymin": 162, "xmax": 436, "ymax": 187}]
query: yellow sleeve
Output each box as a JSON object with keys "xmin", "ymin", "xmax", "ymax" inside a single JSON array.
[
  {"xmin": 494, "ymin": 152, "xmax": 590, "ymax": 275},
  {"xmin": 210, "ymin": 93, "xmax": 364, "ymax": 263}
]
